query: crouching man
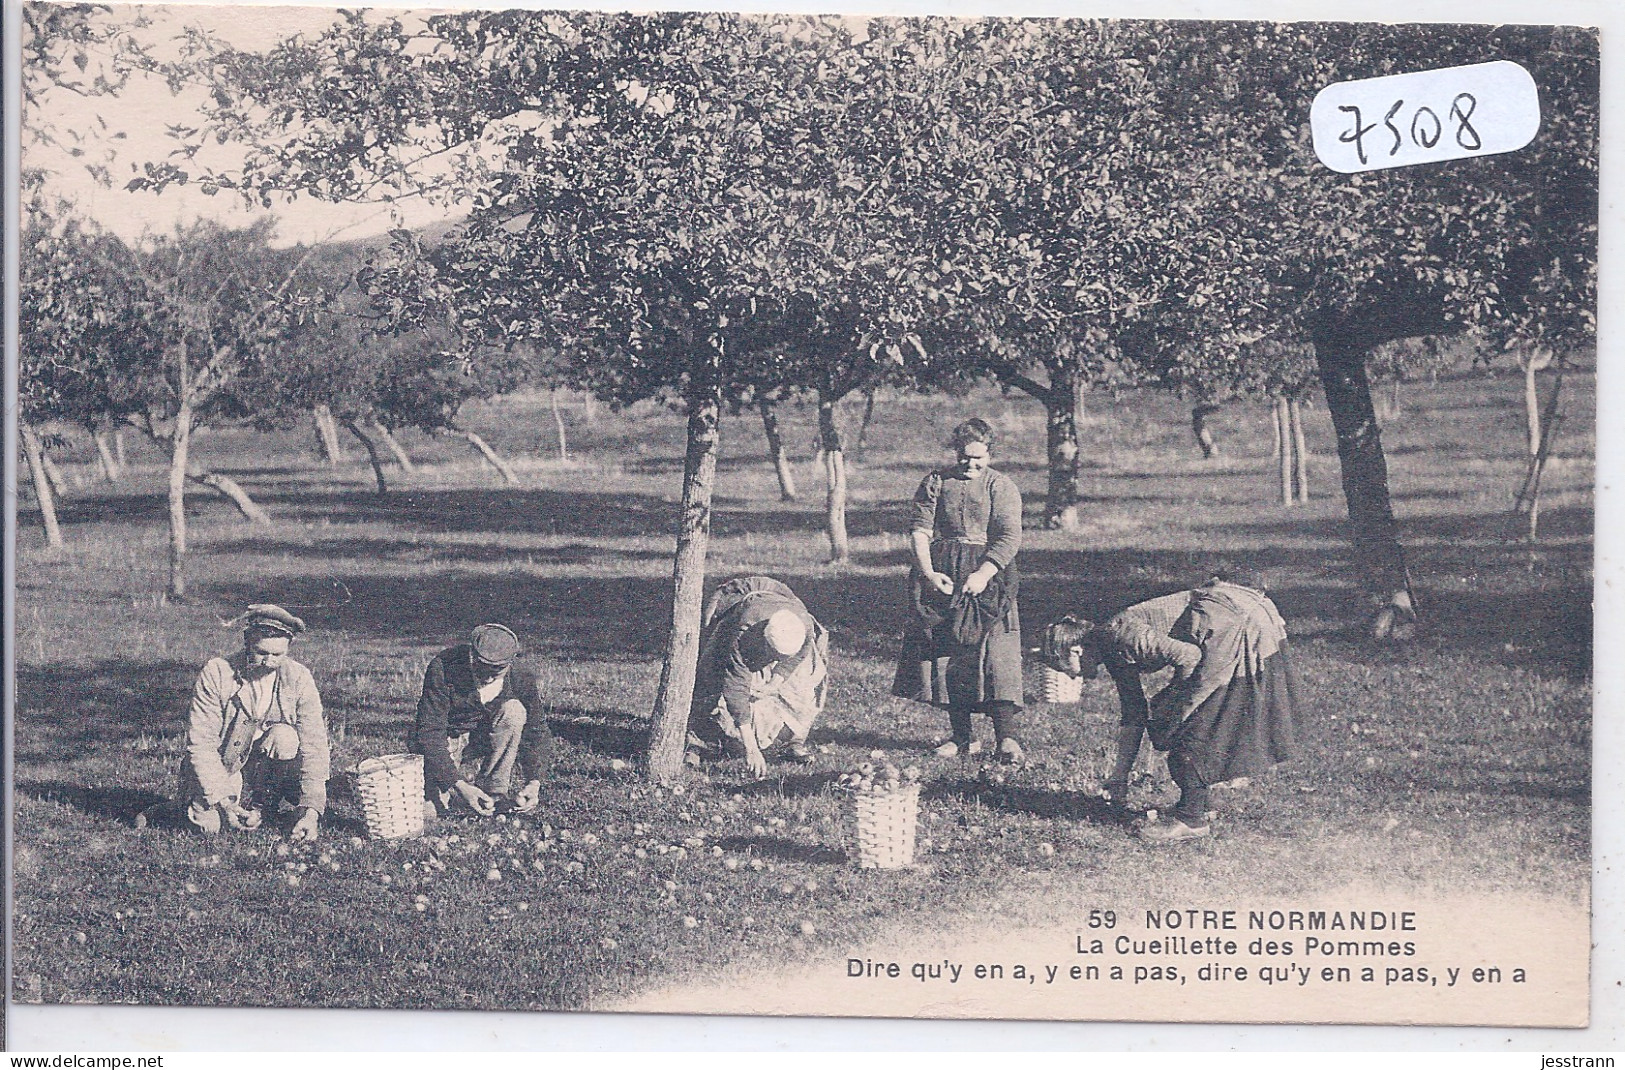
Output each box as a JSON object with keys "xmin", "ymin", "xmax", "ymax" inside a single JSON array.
[
  {"xmin": 142, "ymin": 604, "xmax": 329, "ymax": 841},
  {"xmin": 687, "ymin": 576, "xmax": 829, "ymax": 778},
  {"xmin": 412, "ymin": 623, "xmax": 556, "ymax": 818}
]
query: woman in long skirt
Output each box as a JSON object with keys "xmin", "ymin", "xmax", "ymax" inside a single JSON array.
[
  {"xmin": 1142, "ymin": 575, "xmax": 1299, "ymax": 842},
  {"xmin": 1043, "ymin": 569, "xmax": 1299, "ymax": 841},
  {"xmin": 892, "ymin": 418, "xmax": 1026, "ymax": 763}
]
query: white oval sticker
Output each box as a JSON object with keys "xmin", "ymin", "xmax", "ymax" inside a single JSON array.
[{"xmin": 1310, "ymin": 60, "xmax": 1541, "ymax": 174}]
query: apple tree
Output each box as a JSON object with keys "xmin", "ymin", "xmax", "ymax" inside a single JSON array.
[{"xmin": 1148, "ymin": 21, "xmax": 1595, "ymax": 629}]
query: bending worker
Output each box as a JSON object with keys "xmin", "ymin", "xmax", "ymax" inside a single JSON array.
[{"xmin": 687, "ymin": 575, "xmax": 829, "ymax": 778}]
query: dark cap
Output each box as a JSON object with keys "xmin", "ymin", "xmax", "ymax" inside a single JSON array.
[
  {"xmin": 244, "ymin": 603, "xmax": 306, "ymax": 638},
  {"xmin": 470, "ymin": 623, "xmax": 521, "ymax": 667}
]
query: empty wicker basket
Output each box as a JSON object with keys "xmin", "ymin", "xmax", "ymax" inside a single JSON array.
[
  {"xmin": 846, "ymin": 783, "xmax": 921, "ymax": 869},
  {"xmin": 355, "ymin": 752, "xmax": 425, "ymax": 840},
  {"xmin": 1039, "ymin": 664, "xmax": 1084, "ymax": 704}
]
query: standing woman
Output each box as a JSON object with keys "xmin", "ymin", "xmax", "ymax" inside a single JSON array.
[{"xmin": 893, "ymin": 418, "xmax": 1027, "ymax": 762}]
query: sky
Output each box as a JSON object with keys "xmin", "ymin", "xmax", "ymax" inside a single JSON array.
[
  {"xmin": 24, "ymin": 4, "xmax": 453, "ymax": 247},
  {"xmin": 24, "ymin": 0, "xmax": 1617, "ymax": 250}
]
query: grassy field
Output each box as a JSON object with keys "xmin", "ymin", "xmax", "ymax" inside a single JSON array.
[{"xmin": 11, "ymin": 371, "xmax": 1593, "ymax": 1012}]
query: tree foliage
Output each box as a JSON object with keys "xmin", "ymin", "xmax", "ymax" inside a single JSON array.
[
  {"xmin": 18, "ymin": 177, "xmax": 156, "ymax": 433},
  {"xmin": 111, "ymin": 11, "xmax": 1597, "ymax": 704},
  {"xmin": 22, "ymin": 1, "xmax": 153, "ymax": 183}
]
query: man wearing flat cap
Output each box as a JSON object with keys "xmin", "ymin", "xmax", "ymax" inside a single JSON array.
[
  {"xmin": 143, "ymin": 604, "xmax": 330, "ymax": 840},
  {"xmin": 411, "ymin": 623, "xmax": 556, "ymax": 817}
]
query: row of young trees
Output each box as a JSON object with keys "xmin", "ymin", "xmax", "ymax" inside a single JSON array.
[
  {"xmin": 17, "ymin": 179, "xmax": 545, "ymax": 592},
  {"xmin": 26, "ymin": 11, "xmax": 1595, "ymax": 781}
]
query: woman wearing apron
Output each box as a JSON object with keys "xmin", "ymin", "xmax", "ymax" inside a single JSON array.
[{"xmin": 893, "ymin": 418, "xmax": 1026, "ymax": 763}]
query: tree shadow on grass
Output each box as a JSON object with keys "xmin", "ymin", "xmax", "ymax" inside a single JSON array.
[
  {"xmin": 206, "ymin": 572, "xmax": 675, "ymax": 659},
  {"xmin": 223, "ymin": 537, "xmax": 674, "ymax": 568},
  {"xmin": 712, "ymin": 834, "xmax": 849, "ymax": 865},
  {"xmin": 15, "ymin": 780, "xmax": 168, "ymax": 825},
  {"xmin": 18, "ymin": 775, "xmax": 380, "ymax": 838},
  {"xmin": 313, "ymin": 808, "xmax": 373, "ymax": 839},
  {"xmin": 549, "ymin": 709, "xmax": 648, "ymax": 761},
  {"xmin": 217, "ymin": 485, "xmax": 906, "ymax": 543},
  {"xmin": 206, "ymin": 514, "xmax": 1588, "ymax": 684},
  {"xmin": 1211, "ymin": 506, "xmax": 1593, "ymax": 679},
  {"xmin": 1363, "ymin": 765, "xmax": 1589, "ymax": 804},
  {"xmin": 816, "ymin": 725, "xmax": 937, "ymax": 753},
  {"xmin": 736, "ymin": 771, "xmax": 845, "ymax": 799},
  {"xmin": 923, "ymin": 775, "xmax": 1126, "ymax": 828},
  {"xmin": 14, "ymin": 659, "xmax": 197, "ymax": 763}
]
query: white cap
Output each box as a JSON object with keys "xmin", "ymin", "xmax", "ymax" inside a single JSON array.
[{"xmin": 763, "ymin": 609, "xmax": 807, "ymax": 656}]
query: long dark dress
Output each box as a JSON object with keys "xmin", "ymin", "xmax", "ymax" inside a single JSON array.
[
  {"xmin": 892, "ymin": 465, "xmax": 1024, "ymax": 710},
  {"xmin": 1151, "ymin": 583, "xmax": 1300, "ymax": 783}
]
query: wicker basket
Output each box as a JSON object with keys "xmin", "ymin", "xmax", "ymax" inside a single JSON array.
[
  {"xmin": 846, "ymin": 783, "xmax": 921, "ymax": 869},
  {"xmin": 354, "ymin": 753, "xmax": 426, "ymax": 840},
  {"xmin": 1039, "ymin": 664, "xmax": 1083, "ymax": 704}
]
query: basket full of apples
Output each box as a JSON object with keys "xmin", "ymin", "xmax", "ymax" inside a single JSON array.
[{"xmin": 836, "ymin": 756, "xmax": 922, "ymax": 869}]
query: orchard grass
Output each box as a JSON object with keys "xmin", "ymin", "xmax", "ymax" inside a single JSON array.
[{"xmin": 12, "ymin": 372, "xmax": 1591, "ymax": 1010}]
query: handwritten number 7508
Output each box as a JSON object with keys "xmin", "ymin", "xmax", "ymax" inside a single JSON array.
[{"xmin": 1339, "ymin": 93, "xmax": 1481, "ymax": 164}]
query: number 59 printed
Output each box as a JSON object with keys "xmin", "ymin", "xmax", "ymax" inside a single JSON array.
[{"xmin": 1310, "ymin": 60, "xmax": 1541, "ymax": 174}]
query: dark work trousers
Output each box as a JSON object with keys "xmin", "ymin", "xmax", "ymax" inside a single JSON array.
[{"xmin": 1167, "ymin": 749, "xmax": 1211, "ymax": 826}]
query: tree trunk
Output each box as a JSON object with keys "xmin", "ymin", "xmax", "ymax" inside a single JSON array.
[
  {"xmin": 1314, "ymin": 331, "xmax": 1414, "ymax": 621},
  {"xmin": 39, "ymin": 449, "xmax": 69, "ymax": 499},
  {"xmin": 1522, "ymin": 355, "xmax": 1546, "ymax": 457},
  {"xmin": 1271, "ymin": 401, "xmax": 1283, "ymax": 458},
  {"xmin": 1191, "ymin": 404, "xmax": 1220, "ymax": 459},
  {"xmin": 549, "ymin": 390, "xmax": 569, "ymax": 462},
  {"xmin": 1388, "ymin": 377, "xmax": 1403, "ymax": 419},
  {"xmin": 818, "ymin": 396, "xmax": 850, "ymax": 564},
  {"xmin": 373, "ymin": 421, "xmax": 415, "ymax": 472},
  {"xmin": 343, "ymin": 418, "xmax": 389, "ymax": 495},
  {"xmin": 1274, "ymin": 398, "xmax": 1293, "ymax": 506},
  {"xmin": 452, "ymin": 428, "xmax": 519, "ymax": 484},
  {"xmin": 758, "ymin": 397, "xmax": 797, "ymax": 502},
  {"xmin": 94, "ymin": 430, "xmax": 124, "ymax": 482},
  {"xmin": 312, "ymin": 404, "xmax": 344, "ymax": 467},
  {"xmin": 167, "ymin": 408, "xmax": 193, "ymax": 602},
  {"xmin": 113, "ymin": 428, "xmax": 127, "ymax": 471},
  {"xmin": 20, "ymin": 421, "xmax": 64, "ymax": 548},
  {"xmin": 645, "ymin": 378, "xmax": 722, "ymax": 785},
  {"xmin": 582, "ymin": 392, "xmax": 598, "ymax": 426},
  {"xmin": 854, "ymin": 388, "xmax": 877, "ymax": 459},
  {"xmin": 186, "ymin": 465, "xmax": 273, "ymax": 524},
  {"xmin": 1290, "ymin": 396, "xmax": 1310, "ymax": 503},
  {"xmin": 1044, "ymin": 369, "xmax": 1082, "ymax": 530},
  {"xmin": 1515, "ymin": 368, "xmax": 1566, "ymax": 543}
]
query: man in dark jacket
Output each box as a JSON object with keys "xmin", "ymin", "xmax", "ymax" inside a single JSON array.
[{"xmin": 412, "ymin": 623, "xmax": 555, "ymax": 817}]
